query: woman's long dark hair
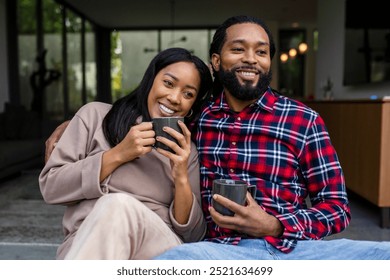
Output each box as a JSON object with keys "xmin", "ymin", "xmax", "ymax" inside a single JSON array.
[{"xmin": 103, "ymin": 47, "xmax": 213, "ymax": 147}]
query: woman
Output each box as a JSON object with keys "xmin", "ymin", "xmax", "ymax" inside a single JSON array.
[{"xmin": 39, "ymin": 48, "xmax": 213, "ymax": 259}]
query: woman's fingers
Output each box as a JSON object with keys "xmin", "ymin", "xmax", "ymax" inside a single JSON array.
[{"xmin": 156, "ymin": 121, "xmax": 190, "ymax": 151}]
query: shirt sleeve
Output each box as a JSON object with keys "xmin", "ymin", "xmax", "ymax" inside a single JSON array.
[
  {"xmin": 276, "ymin": 114, "xmax": 351, "ymax": 240},
  {"xmin": 39, "ymin": 107, "xmax": 107, "ymax": 205}
]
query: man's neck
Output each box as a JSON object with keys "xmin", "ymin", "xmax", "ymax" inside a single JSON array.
[{"xmin": 224, "ymin": 90, "xmax": 256, "ymax": 112}]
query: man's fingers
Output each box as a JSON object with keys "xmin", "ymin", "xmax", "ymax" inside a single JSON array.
[
  {"xmin": 212, "ymin": 194, "xmax": 242, "ymax": 214},
  {"xmin": 44, "ymin": 120, "xmax": 70, "ymax": 163},
  {"xmin": 44, "ymin": 146, "xmax": 52, "ymax": 163}
]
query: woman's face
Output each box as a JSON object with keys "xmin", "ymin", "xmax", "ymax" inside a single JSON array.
[{"xmin": 148, "ymin": 61, "xmax": 201, "ymax": 118}]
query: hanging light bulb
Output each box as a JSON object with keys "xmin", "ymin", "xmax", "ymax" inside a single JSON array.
[
  {"xmin": 280, "ymin": 53, "xmax": 289, "ymax": 62},
  {"xmin": 289, "ymin": 48, "xmax": 297, "ymax": 57},
  {"xmin": 298, "ymin": 42, "xmax": 308, "ymax": 54}
]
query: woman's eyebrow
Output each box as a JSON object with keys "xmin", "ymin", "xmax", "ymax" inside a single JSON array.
[{"xmin": 163, "ymin": 73, "xmax": 198, "ymax": 91}]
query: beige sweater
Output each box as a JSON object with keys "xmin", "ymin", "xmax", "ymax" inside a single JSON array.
[{"xmin": 39, "ymin": 102, "xmax": 206, "ymax": 258}]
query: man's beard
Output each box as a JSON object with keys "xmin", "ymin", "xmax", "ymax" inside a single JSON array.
[{"xmin": 217, "ymin": 66, "xmax": 272, "ymax": 101}]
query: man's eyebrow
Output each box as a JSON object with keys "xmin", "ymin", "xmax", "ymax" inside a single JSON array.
[{"xmin": 230, "ymin": 39, "xmax": 269, "ymax": 47}]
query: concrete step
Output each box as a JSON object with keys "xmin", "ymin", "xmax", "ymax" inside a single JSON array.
[
  {"xmin": 0, "ymin": 170, "xmax": 63, "ymax": 259},
  {"xmin": 1, "ymin": 169, "xmax": 390, "ymax": 260}
]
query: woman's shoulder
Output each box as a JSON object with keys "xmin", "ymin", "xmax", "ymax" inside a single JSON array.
[{"xmin": 75, "ymin": 102, "xmax": 112, "ymax": 120}]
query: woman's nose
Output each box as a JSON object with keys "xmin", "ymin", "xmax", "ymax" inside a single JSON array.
[{"xmin": 167, "ymin": 90, "xmax": 181, "ymax": 104}]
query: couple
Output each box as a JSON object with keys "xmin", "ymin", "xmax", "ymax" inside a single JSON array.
[{"xmin": 40, "ymin": 15, "xmax": 390, "ymax": 260}]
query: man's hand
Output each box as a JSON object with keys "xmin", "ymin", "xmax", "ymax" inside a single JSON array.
[
  {"xmin": 45, "ymin": 120, "xmax": 70, "ymax": 163},
  {"xmin": 209, "ymin": 192, "xmax": 284, "ymax": 238}
]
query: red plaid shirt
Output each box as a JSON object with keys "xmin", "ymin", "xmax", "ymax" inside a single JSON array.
[{"xmin": 193, "ymin": 88, "xmax": 351, "ymax": 253}]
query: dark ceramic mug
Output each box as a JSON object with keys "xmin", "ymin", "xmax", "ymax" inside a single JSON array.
[
  {"xmin": 212, "ymin": 179, "xmax": 257, "ymax": 216},
  {"xmin": 152, "ymin": 117, "xmax": 184, "ymax": 153}
]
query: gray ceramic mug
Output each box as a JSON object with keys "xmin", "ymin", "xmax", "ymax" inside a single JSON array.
[
  {"xmin": 152, "ymin": 117, "xmax": 184, "ymax": 153},
  {"xmin": 212, "ymin": 179, "xmax": 257, "ymax": 216}
]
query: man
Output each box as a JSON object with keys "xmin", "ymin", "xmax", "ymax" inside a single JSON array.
[
  {"xmin": 46, "ymin": 16, "xmax": 390, "ymax": 259},
  {"xmin": 154, "ymin": 15, "xmax": 390, "ymax": 260}
]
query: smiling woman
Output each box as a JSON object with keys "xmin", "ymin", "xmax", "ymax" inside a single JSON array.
[{"xmin": 39, "ymin": 47, "xmax": 213, "ymax": 260}]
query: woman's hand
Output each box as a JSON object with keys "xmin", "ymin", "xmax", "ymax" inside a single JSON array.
[
  {"xmin": 155, "ymin": 120, "xmax": 193, "ymax": 224},
  {"xmin": 155, "ymin": 120, "xmax": 191, "ymax": 181},
  {"xmin": 114, "ymin": 122, "xmax": 156, "ymax": 162},
  {"xmin": 100, "ymin": 122, "xmax": 155, "ymax": 181}
]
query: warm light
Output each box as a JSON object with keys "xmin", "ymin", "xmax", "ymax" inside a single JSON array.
[
  {"xmin": 289, "ymin": 48, "xmax": 297, "ymax": 57},
  {"xmin": 298, "ymin": 42, "xmax": 308, "ymax": 54},
  {"xmin": 291, "ymin": 22, "xmax": 300, "ymax": 28},
  {"xmin": 280, "ymin": 53, "xmax": 288, "ymax": 62}
]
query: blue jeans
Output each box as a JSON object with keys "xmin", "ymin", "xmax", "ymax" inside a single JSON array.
[{"xmin": 154, "ymin": 239, "xmax": 390, "ymax": 260}]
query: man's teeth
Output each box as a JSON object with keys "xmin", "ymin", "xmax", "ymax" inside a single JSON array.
[
  {"xmin": 160, "ymin": 104, "xmax": 174, "ymax": 114},
  {"xmin": 240, "ymin": 71, "xmax": 255, "ymax": 76}
]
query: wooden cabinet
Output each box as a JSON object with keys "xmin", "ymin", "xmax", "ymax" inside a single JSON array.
[{"xmin": 305, "ymin": 100, "xmax": 390, "ymax": 228}]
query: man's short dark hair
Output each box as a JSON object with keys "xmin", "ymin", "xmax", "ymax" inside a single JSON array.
[{"xmin": 209, "ymin": 15, "xmax": 276, "ymax": 60}]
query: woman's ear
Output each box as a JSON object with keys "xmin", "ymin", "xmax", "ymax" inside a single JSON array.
[{"xmin": 211, "ymin": 54, "xmax": 220, "ymax": 71}]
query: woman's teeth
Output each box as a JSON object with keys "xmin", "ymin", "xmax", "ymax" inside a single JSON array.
[{"xmin": 160, "ymin": 104, "xmax": 174, "ymax": 114}]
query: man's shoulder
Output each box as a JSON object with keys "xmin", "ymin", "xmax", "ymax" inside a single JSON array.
[{"xmin": 274, "ymin": 92, "xmax": 318, "ymax": 117}]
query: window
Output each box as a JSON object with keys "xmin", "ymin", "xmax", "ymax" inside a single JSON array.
[
  {"xmin": 111, "ymin": 29, "xmax": 215, "ymax": 102},
  {"xmin": 278, "ymin": 29, "xmax": 307, "ymax": 98},
  {"xmin": 17, "ymin": 0, "xmax": 96, "ymax": 121}
]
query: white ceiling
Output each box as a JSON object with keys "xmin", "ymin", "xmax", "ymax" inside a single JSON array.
[{"xmin": 57, "ymin": 0, "xmax": 317, "ymax": 29}]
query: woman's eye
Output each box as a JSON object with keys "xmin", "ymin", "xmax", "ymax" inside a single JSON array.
[
  {"xmin": 183, "ymin": 91, "xmax": 195, "ymax": 99},
  {"xmin": 164, "ymin": 80, "xmax": 174, "ymax": 87}
]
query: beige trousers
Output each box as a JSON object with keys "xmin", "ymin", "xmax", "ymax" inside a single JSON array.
[{"xmin": 64, "ymin": 193, "xmax": 183, "ymax": 260}]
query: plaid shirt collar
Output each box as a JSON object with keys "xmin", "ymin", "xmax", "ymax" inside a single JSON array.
[{"xmin": 209, "ymin": 87, "xmax": 277, "ymax": 114}]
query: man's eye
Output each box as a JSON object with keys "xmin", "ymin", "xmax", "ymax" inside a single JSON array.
[{"xmin": 257, "ymin": 50, "xmax": 267, "ymax": 55}]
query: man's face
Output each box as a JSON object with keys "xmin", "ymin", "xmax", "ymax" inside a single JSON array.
[{"xmin": 212, "ymin": 23, "xmax": 272, "ymax": 101}]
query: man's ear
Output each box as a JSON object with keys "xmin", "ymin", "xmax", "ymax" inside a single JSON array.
[{"xmin": 211, "ymin": 54, "xmax": 221, "ymax": 71}]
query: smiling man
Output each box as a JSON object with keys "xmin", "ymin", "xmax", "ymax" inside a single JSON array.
[{"xmin": 154, "ymin": 15, "xmax": 390, "ymax": 260}]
